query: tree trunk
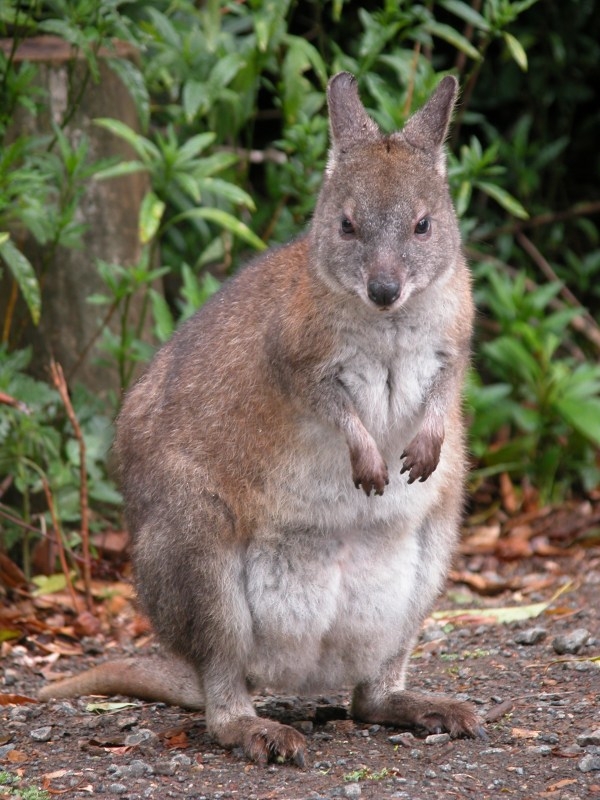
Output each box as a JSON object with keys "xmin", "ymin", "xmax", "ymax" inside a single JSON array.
[{"xmin": 1, "ymin": 36, "xmax": 152, "ymax": 401}]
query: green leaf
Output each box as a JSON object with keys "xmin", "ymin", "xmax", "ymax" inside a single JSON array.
[
  {"xmin": 94, "ymin": 119, "xmax": 159, "ymax": 163},
  {"xmin": 0, "ymin": 236, "xmax": 41, "ymax": 325},
  {"xmin": 149, "ymin": 288, "xmax": 174, "ymax": 343},
  {"xmin": 425, "ymin": 21, "xmax": 483, "ymax": 61},
  {"xmin": 139, "ymin": 191, "xmax": 165, "ymax": 244},
  {"xmin": 87, "ymin": 701, "xmax": 139, "ymax": 713},
  {"xmin": 183, "ymin": 79, "xmax": 209, "ymax": 122},
  {"xmin": 166, "ymin": 208, "xmax": 266, "ymax": 251},
  {"xmin": 555, "ymin": 397, "xmax": 600, "ymax": 447},
  {"xmin": 93, "ymin": 160, "xmax": 147, "ymax": 181},
  {"xmin": 106, "ymin": 57, "xmax": 150, "ymax": 131},
  {"xmin": 176, "ymin": 133, "xmax": 217, "ymax": 165},
  {"xmin": 198, "ymin": 178, "xmax": 256, "ymax": 211},
  {"xmin": 503, "ymin": 31, "xmax": 528, "ymax": 71},
  {"xmin": 438, "ymin": 0, "xmax": 491, "ymax": 32},
  {"xmin": 31, "ymin": 573, "xmax": 68, "ymax": 596},
  {"xmin": 476, "ymin": 180, "xmax": 529, "ymax": 219}
]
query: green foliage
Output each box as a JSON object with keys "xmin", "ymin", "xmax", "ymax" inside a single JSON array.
[
  {"xmin": 0, "ymin": 0, "xmax": 599, "ymax": 566},
  {"xmin": 0, "ymin": 346, "xmax": 120, "ymax": 575},
  {"xmin": 0, "ymin": 771, "xmax": 50, "ymax": 800}
]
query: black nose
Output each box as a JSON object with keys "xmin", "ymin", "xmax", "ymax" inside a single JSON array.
[{"xmin": 367, "ymin": 278, "xmax": 401, "ymax": 307}]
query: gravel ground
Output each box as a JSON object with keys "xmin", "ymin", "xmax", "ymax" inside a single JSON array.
[{"xmin": 1, "ymin": 549, "xmax": 599, "ymax": 800}]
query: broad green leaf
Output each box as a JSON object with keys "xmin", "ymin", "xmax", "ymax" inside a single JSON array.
[
  {"xmin": 438, "ymin": 0, "xmax": 491, "ymax": 32},
  {"xmin": 93, "ymin": 160, "xmax": 147, "ymax": 182},
  {"xmin": 198, "ymin": 178, "xmax": 256, "ymax": 211},
  {"xmin": 149, "ymin": 288, "xmax": 174, "ymax": 343},
  {"xmin": 94, "ymin": 118, "xmax": 159, "ymax": 163},
  {"xmin": 31, "ymin": 573, "xmax": 68, "ymax": 596},
  {"xmin": 166, "ymin": 208, "xmax": 266, "ymax": 251},
  {"xmin": 139, "ymin": 191, "xmax": 165, "ymax": 244},
  {"xmin": 503, "ymin": 31, "xmax": 528, "ymax": 71},
  {"xmin": 106, "ymin": 57, "xmax": 150, "ymax": 131},
  {"xmin": 176, "ymin": 133, "xmax": 217, "ymax": 165},
  {"xmin": 426, "ymin": 21, "xmax": 482, "ymax": 61},
  {"xmin": 0, "ymin": 629, "xmax": 22, "ymax": 642},
  {"xmin": 476, "ymin": 180, "xmax": 529, "ymax": 219},
  {"xmin": 555, "ymin": 397, "xmax": 600, "ymax": 447},
  {"xmin": 0, "ymin": 236, "xmax": 41, "ymax": 324},
  {"xmin": 183, "ymin": 79, "xmax": 209, "ymax": 122}
]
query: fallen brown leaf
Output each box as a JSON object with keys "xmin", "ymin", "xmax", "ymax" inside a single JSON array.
[{"xmin": 0, "ymin": 693, "xmax": 38, "ymax": 705}]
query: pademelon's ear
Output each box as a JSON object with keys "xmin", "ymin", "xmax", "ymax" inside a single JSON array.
[
  {"xmin": 326, "ymin": 72, "xmax": 380, "ymax": 174},
  {"xmin": 399, "ymin": 75, "xmax": 459, "ymax": 176}
]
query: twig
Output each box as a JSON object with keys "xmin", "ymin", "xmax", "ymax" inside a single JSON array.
[
  {"xmin": 41, "ymin": 477, "xmax": 80, "ymax": 612},
  {"xmin": 403, "ymin": 41, "xmax": 421, "ymax": 118},
  {"xmin": 49, "ymin": 360, "xmax": 93, "ymax": 611},
  {"xmin": 465, "ymin": 247, "xmax": 599, "ymax": 356},
  {"xmin": 471, "ymin": 200, "xmax": 600, "ymax": 242},
  {"xmin": 516, "ymin": 232, "xmax": 600, "ymax": 352},
  {"xmin": 0, "ymin": 391, "xmax": 29, "ymax": 413}
]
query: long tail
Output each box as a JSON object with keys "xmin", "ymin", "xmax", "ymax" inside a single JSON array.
[{"xmin": 38, "ymin": 656, "xmax": 204, "ymax": 710}]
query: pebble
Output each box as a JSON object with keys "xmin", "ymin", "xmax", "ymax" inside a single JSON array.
[
  {"xmin": 2, "ymin": 669, "xmax": 17, "ymax": 686},
  {"xmin": 514, "ymin": 627, "xmax": 547, "ymax": 645},
  {"xmin": 425, "ymin": 733, "xmax": 450, "ymax": 745},
  {"xmin": 0, "ymin": 744, "xmax": 16, "ymax": 758},
  {"xmin": 30, "ymin": 725, "xmax": 52, "ymax": 742},
  {"xmin": 552, "ymin": 628, "xmax": 590, "ymax": 654},
  {"xmin": 579, "ymin": 754, "xmax": 600, "ymax": 773},
  {"xmin": 170, "ymin": 754, "xmax": 192, "ymax": 768},
  {"xmin": 124, "ymin": 728, "xmax": 157, "ymax": 746},
  {"xmin": 343, "ymin": 784, "xmax": 362, "ymax": 798},
  {"xmin": 108, "ymin": 783, "xmax": 128, "ymax": 795},
  {"xmin": 388, "ymin": 732, "xmax": 415, "ymax": 747},
  {"xmin": 578, "ymin": 729, "xmax": 600, "ymax": 747}
]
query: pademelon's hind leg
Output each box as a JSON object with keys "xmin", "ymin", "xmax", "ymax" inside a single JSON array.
[{"xmin": 131, "ymin": 492, "xmax": 307, "ymax": 765}]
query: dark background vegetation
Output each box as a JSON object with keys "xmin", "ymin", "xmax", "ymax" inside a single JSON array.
[{"xmin": 1, "ymin": 0, "xmax": 599, "ymax": 579}]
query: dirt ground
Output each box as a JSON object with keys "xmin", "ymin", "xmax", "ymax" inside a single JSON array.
[{"xmin": 1, "ymin": 544, "xmax": 599, "ymax": 800}]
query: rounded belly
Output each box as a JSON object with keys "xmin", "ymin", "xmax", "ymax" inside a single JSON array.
[{"xmin": 244, "ymin": 524, "xmax": 422, "ymax": 694}]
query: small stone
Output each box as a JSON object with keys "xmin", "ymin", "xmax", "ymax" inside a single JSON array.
[
  {"xmin": 421, "ymin": 625, "xmax": 447, "ymax": 642},
  {"xmin": 537, "ymin": 733, "xmax": 559, "ymax": 745},
  {"xmin": 124, "ymin": 728, "xmax": 156, "ymax": 746},
  {"xmin": 296, "ymin": 720, "xmax": 314, "ymax": 734},
  {"xmin": 314, "ymin": 761, "xmax": 333, "ymax": 771},
  {"xmin": 578, "ymin": 729, "xmax": 600, "ymax": 747},
  {"xmin": 343, "ymin": 784, "xmax": 362, "ymax": 798},
  {"xmin": 368, "ymin": 725, "xmax": 381, "ymax": 735},
  {"xmin": 425, "ymin": 733, "xmax": 450, "ymax": 745},
  {"xmin": 30, "ymin": 726, "xmax": 52, "ymax": 742},
  {"xmin": 515, "ymin": 627, "xmax": 547, "ymax": 645},
  {"xmin": 424, "ymin": 769, "xmax": 436, "ymax": 778},
  {"xmin": 0, "ymin": 744, "xmax": 16, "ymax": 758},
  {"xmin": 117, "ymin": 715, "xmax": 139, "ymax": 730},
  {"xmin": 126, "ymin": 759, "xmax": 154, "ymax": 777},
  {"xmin": 170, "ymin": 754, "xmax": 192, "ymax": 768},
  {"xmin": 527, "ymin": 745, "xmax": 552, "ymax": 755},
  {"xmin": 410, "ymin": 748, "xmax": 421, "ymax": 759},
  {"xmin": 552, "ymin": 628, "xmax": 590, "ymax": 655},
  {"xmin": 388, "ymin": 732, "xmax": 414, "ymax": 747},
  {"xmin": 579, "ymin": 754, "xmax": 600, "ymax": 773},
  {"xmin": 108, "ymin": 783, "xmax": 128, "ymax": 795},
  {"xmin": 3, "ymin": 669, "xmax": 17, "ymax": 686}
]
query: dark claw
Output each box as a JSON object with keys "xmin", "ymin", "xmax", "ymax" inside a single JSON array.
[
  {"xmin": 474, "ymin": 725, "xmax": 489, "ymax": 741},
  {"xmin": 293, "ymin": 749, "xmax": 306, "ymax": 768}
]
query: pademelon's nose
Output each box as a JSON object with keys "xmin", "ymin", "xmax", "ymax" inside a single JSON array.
[{"xmin": 367, "ymin": 277, "xmax": 401, "ymax": 307}]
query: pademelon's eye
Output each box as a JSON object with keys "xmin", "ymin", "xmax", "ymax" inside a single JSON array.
[
  {"xmin": 340, "ymin": 217, "xmax": 355, "ymax": 235},
  {"xmin": 414, "ymin": 217, "xmax": 431, "ymax": 236}
]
